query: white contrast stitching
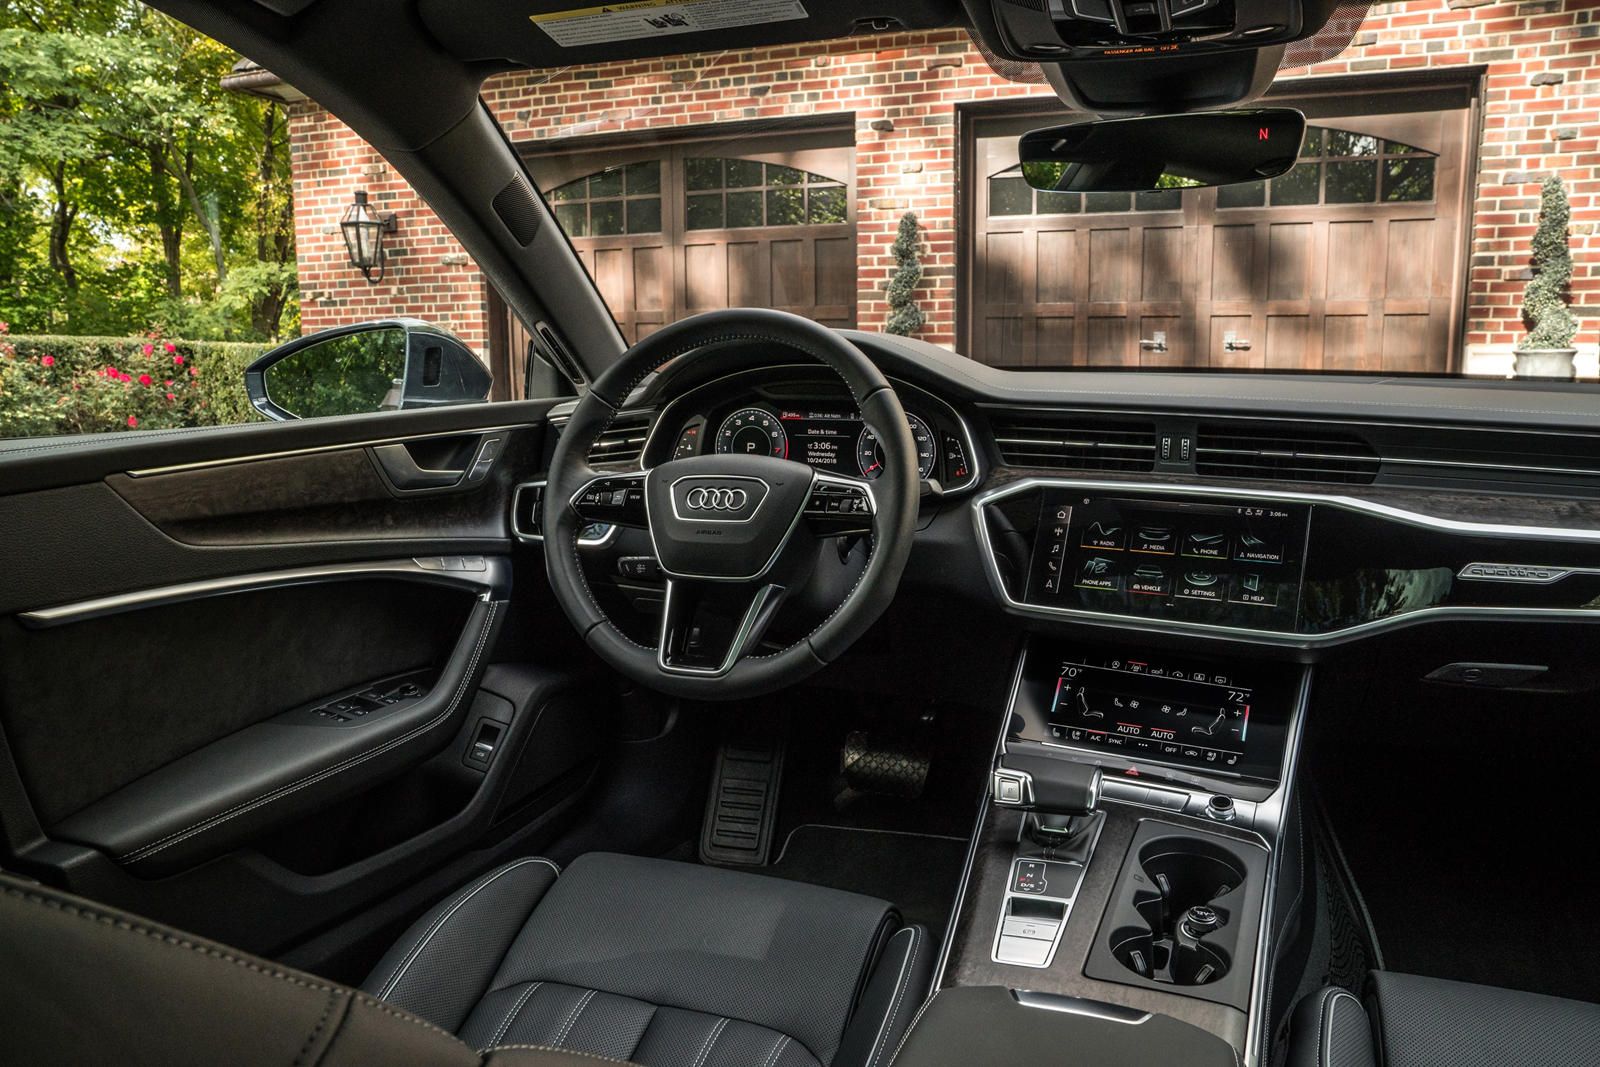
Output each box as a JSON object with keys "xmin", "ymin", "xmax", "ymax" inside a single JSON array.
[
  {"xmin": 488, "ymin": 980, "xmax": 544, "ymax": 1049},
  {"xmin": 122, "ymin": 600, "xmax": 501, "ymax": 863},
  {"xmin": 554, "ymin": 988, "xmax": 600, "ymax": 1048},
  {"xmin": 887, "ymin": 991, "xmax": 937, "ymax": 1067},
  {"xmin": 759, "ymin": 1034, "xmax": 791, "ymax": 1067},
  {"xmin": 376, "ymin": 856, "xmax": 558, "ymax": 1000},
  {"xmin": 869, "ymin": 926, "xmax": 921, "ymax": 1067},
  {"xmin": 691, "ymin": 1016, "xmax": 729, "ymax": 1067}
]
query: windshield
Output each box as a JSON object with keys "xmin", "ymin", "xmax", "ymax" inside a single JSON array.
[{"xmin": 476, "ymin": 17, "xmax": 1590, "ymax": 382}]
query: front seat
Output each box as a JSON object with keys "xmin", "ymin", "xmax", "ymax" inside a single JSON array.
[
  {"xmin": 1288, "ymin": 971, "xmax": 1600, "ymax": 1067},
  {"xmin": 2, "ymin": 852, "xmax": 932, "ymax": 1067}
]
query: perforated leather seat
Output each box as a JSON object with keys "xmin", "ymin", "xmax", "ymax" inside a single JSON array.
[
  {"xmin": 1289, "ymin": 972, "xmax": 1600, "ymax": 1067},
  {"xmin": 1, "ymin": 852, "xmax": 932, "ymax": 1067},
  {"xmin": 365, "ymin": 852, "xmax": 932, "ymax": 1066}
]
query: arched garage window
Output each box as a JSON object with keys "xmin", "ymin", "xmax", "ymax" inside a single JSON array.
[
  {"xmin": 985, "ymin": 126, "xmax": 1437, "ymax": 216},
  {"xmin": 684, "ymin": 157, "xmax": 847, "ymax": 230},
  {"xmin": 1218, "ymin": 127, "xmax": 1437, "ymax": 207},
  {"xmin": 547, "ymin": 161, "xmax": 663, "ymax": 236}
]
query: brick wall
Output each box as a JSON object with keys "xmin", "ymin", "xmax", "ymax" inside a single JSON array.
[
  {"xmin": 288, "ymin": 104, "xmax": 490, "ymax": 351},
  {"xmin": 286, "ymin": 0, "xmax": 1600, "ymax": 370}
]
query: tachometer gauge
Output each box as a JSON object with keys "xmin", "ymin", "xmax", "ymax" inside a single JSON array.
[
  {"xmin": 857, "ymin": 413, "xmax": 936, "ymax": 480},
  {"xmin": 715, "ymin": 407, "xmax": 788, "ymax": 459}
]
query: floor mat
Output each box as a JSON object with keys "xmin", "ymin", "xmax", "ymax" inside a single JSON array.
[
  {"xmin": 765, "ymin": 823, "xmax": 968, "ymax": 937},
  {"xmin": 1311, "ymin": 687, "xmax": 1600, "ymax": 1003}
]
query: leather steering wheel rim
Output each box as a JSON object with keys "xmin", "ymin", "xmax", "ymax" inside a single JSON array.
[{"xmin": 543, "ymin": 308, "xmax": 920, "ymax": 700}]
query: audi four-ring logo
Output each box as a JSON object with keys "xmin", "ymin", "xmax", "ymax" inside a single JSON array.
[{"xmin": 685, "ymin": 486, "xmax": 748, "ymax": 511}]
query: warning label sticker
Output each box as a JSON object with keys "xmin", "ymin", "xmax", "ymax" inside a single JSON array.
[{"xmin": 530, "ymin": 0, "xmax": 808, "ymax": 49}]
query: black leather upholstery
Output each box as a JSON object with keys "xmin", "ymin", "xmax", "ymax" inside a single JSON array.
[
  {"xmin": 363, "ymin": 852, "xmax": 933, "ymax": 1067},
  {"xmin": 1287, "ymin": 986, "xmax": 1376, "ymax": 1067},
  {"xmin": 0, "ymin": 870, "xmax": 611, "ymax": 1067},
  {"xmin": 3, "ymin": 852, "xmax": 930, "ymax": 1067},
  {"xmin": 1290, "ymin": 973, "xmax": 1600, "ymax": 1067}
]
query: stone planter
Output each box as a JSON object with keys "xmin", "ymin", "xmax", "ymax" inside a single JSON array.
[{"xmin": 1513, "ymin": 347, "xmax": 1578, "ymax": 380}]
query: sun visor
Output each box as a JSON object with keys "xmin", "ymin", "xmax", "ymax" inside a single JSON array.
[{"xmin": 418, "ymin": 0, "xmax": 963, "ymax": 67}]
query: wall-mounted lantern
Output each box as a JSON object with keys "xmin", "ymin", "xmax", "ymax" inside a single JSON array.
[{"xmin": 340, "ymin": 190, "xmax": 398, "ymax": 283}]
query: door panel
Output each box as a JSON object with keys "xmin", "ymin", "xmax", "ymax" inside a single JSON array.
[{"xmin": 0, "ymin": 401, "xmax": 599, "ymax": 957}]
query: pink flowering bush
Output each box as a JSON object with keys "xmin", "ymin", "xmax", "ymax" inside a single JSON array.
[{"xmin": 0, "ymin": 327, "xmax": 265, "ymax": 437}]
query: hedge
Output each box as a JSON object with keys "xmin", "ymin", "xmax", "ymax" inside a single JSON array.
[{"xmin": 0, "ymin": 329, "xmax": 270, "ymax": 438}]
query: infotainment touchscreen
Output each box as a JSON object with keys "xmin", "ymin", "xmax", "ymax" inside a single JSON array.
[{"xmin": 1027, "ymin": 492, "xmax": 1310, "ymax": 632}]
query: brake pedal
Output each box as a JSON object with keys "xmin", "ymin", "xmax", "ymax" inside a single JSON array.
[{"xmin": 699, "ymin": 729, "xmax": 786, "ymax": 866}]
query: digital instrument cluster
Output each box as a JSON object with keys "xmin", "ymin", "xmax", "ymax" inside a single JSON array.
[
  {"xmin": 1012, "ymin": 645, "xmax": 1296, "ymax": 783},
  {"xmin": 695, "ymin": 405, "xmax": 942, "ymax": 481}
]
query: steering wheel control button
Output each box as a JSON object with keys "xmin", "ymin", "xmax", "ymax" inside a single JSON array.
[
  {"xmin": 617, "ymin": 556, "xmax": 662, "ymax": 582},
  {"xmin": 574, "ymin": 474, "xmax": 648, "ymax": 527}
]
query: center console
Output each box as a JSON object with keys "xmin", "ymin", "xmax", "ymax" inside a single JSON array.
[{"xmin": 922, "ymin": 636, "xmax": 1310, "ymax": 1067}]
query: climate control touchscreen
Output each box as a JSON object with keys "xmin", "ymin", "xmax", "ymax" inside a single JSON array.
[
  {"xmin": 1012, "ymin": 645, "xmax": 1295, "ymax": 783},
  {"xmin": 1028, "ymin": 492, "xmax": 1309, "ymax": 631}
]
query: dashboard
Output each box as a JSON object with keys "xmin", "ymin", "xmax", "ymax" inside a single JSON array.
[{"xmin": 569, "ymin": 333, "xmax": 1600, "ymax": 696}]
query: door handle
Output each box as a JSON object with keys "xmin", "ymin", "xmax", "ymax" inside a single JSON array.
[{"xmin": 370, "ymin": 433, "xmax": 506, "ymax": 493}]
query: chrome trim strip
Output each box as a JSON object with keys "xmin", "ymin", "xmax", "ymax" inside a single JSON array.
[
  {"xmin": 1243, "ymin": 666, "xmax": 1315, "ymax": 1067},
  {"xmin": 931, "ymin": 647, "xmax": 1027, "ymax": 989},
  {"xmin": 1011, "ymin": 990, "xmax": 1151, "ymax": 1025},
  {"xmin": 126, "ymin": 424, "xmax": 528, "ymax": 477},
  {"xmin": 972, "ymin": 477, "xmax": 1600, "ymax": 646},
  {"xmin": 17, "ymin": 557, "xmax": 508, "ymax": 629},
  {"xmin": 655, "ymin": 579, "xmax": 785, "ymax": 677}
]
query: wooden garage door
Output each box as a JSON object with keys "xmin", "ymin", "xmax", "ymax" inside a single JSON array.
[
  {"xmin": 522, "ymin": 130, "xmax": 856, "ymax": 344},
  {"xmin": 965, "ymin": 84, "xmax": 1475, "ymax": 372}
]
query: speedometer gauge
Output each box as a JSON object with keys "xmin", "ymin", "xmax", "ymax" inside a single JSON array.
[
  {"xmin": 857, "ymin": 414, "xmax": 936, "ymax": 480},
  {"xmin": 715, "ymin": 407, "xmax": 788, "ymax": 459}
]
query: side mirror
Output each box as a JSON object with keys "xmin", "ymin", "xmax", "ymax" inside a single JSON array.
[
  {"xmin": 244, "ymin": 319, "xmax": 492, "ymax": 421},
  {"xmin": 1019, "ymin": 109, "xmax": 1306, "ymax": 194}
]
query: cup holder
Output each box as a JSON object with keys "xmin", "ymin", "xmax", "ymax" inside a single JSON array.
[
  {"xmin": 1109, "ymin": 836, "xmax": 1247, "ymax": 987},
  {"xmin": 1111, "ymin": 926, "xmax": 1233, "ymax": 985}
]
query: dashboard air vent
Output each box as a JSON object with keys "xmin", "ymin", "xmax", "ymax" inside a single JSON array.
[
  {"xmin": 1196, "ymin": 423, "xmax": 1379, "ymax": 484},
  {"xmin": 588, "ymin": 412, "xmax": 652, "ymax": 467},
  {"xmin": 991, "ymin": 413, "xmax": 1157, "ymax": 472}
]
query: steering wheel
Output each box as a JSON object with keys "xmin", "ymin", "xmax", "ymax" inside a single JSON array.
[{"xmin": 543, "ymin": 309, "xmax": 920, "ymax": 700}]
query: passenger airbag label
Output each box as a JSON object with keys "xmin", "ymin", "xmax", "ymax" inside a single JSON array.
[{"xmin": 530, "ymin": 0, "xmax": 809, "ymax": 48}]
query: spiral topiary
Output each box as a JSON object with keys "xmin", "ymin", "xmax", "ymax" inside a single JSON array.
[
  {"xmin": 1519, "ymin": 175, "xmax": 1578, "ymax": 352},
  {"xmin": 885, "ymin": 212, "xmax": 926, "ymax": 337}
]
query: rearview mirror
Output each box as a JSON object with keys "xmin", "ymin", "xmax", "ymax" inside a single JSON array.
[
  {"xmin": 245, "ymin": 319, "xmax": 492, "ymax": 421},
  {"xmin": 1019, "ymin": 109, "xmax": 1306, "ymax": 194}
]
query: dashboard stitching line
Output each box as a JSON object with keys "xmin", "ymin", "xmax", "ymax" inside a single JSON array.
[{"xmin": 121, "ymin": 600, "xmax": 501, "ymax": 864}]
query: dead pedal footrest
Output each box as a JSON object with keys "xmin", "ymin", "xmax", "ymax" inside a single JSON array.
[{"xmin": 698, "ymin": 734, "xmax": 785, "ymax": 866}]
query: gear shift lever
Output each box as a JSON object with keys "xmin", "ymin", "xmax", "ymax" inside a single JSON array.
[
  {"xmin": 1026, "ymin": 762, "xmax": 1101, "ymax": 847},
  {"xmin": 992, "ymin": 752, "xmax": 1102, "ymax": 851}
]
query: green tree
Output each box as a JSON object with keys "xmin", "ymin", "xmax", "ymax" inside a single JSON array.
[{"xmin": 0, "ymin": 0, "xmax": 297, "ymax": 340}]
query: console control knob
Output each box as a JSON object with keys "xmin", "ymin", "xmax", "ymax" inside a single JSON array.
[
  {"xmin": 1180, "ymin": 905, "xmax": 1221, "ymax": 940},
  {"xmin": 1205, "ymin": 794, "xmax": 1235, "ymax": 822}
]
